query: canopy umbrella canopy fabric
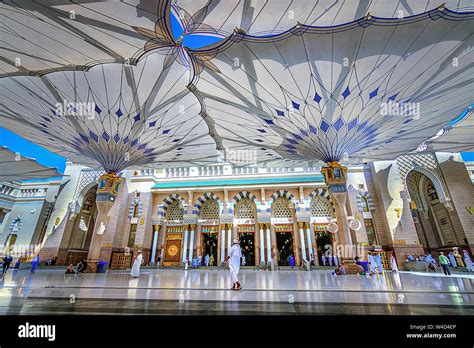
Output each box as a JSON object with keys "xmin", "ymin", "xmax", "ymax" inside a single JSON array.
[
  {"xmin": 1, "ymin": 0, "xmax": 474, "ymax": 173},
  {"xmin": 172, "ymin": 0, "xmax": 474, "ymax": 37},
  {"xmin": 1, "ymin": 53, "xmax": 220, "ymax": 172},
  {"xmin": 0, "ymin": 0, "xmax": 163, "ymax": 78},
  {"xmin": 187, "ymin": 7, "xmax": 474, "ymax": 164},
  {"xmin": 0, "ymin": 147, "xmax": 61, "ymax": 181},
  {"xmin": 427, "ymin": 105, "xmax": 474, "ymax": 153}
]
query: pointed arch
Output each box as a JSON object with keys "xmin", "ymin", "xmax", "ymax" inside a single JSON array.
[
  {"xmin": 193, "ymin": 192, "xmax": 222, "ymax": 215},
  {"xmin": 157, "ymin": 193, "xmax": 186, "ymax": 217},
  {"xmin": 356, "ymin": 191, "xmax": 375, "ymax": 212},
  {"xmin": 232, "ymin": 190, "xmax": 258, "ymax": 204},
  {"xmin": 307, "ymin": 188, "xmax": 335, "ymax": 214},
  {"xmin": 406, "ymin": 167, "xmax": 450, "ymax": 206},
  {"xmin": 269, "ymin": 189, "xmax": 294, "ymax": 202},
  {"xmin": 128, "ymin": 199, "xmax": 143, "ymax": 218}
]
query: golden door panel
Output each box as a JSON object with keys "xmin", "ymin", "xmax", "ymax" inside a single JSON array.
[{"xmin": 164, "ymin": 239, "xmax": 182, "ymax": 265}]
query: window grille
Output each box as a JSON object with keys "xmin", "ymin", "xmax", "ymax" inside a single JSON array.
[
  {"xmin": 310, "ymin": 196, "xmax": 334, "ymax": 217},
  {"xmin": 199, "ymin": 199, "xmax": 220, "ymax": 220},
  {"xmin": 272, "ymin": 197, "xmax": 292, "ymax": 218},
  {"xmin": 235, "ymin": 198, "xmax": 256, "ymax": 219}
]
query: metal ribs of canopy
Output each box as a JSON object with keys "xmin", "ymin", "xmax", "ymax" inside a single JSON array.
[{"xmin": 1, "ymin": 1, "xmax": 474, "ymax": 172}]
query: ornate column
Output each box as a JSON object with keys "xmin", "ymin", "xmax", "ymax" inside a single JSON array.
[
  {"xmin": 310, "ymin": 223, "xmax": 318, "ymax": 265},
  {"xmin": 188, "ymin": 224, "xmax": 195, "ymax": 262},
  {"xmin": 332, "ymin": 193, "xmax": 351, "ymax": 246},
  {"xmin": 86, "ymin": 173, "xmax": 123, "ymax": 272},
  {"xmin": 322, "ymin": 162, "xmax": 358, "ymax": 272},
  {"xmin": 259, "ymin": 223, "xmax": 265, "ymax": 267},
  {"xmin": 305, "ymin": 225, "xmax": 313, "ymax": 261},
  {"xmin": 220, "ymin": 224, "xmax": 226, "ymax": 265},
  {"xmin": 227, "ymin": 224, "xmax": 232, "ymax": 255},
  {"xmin": 149, "ymin": 224, "xmax": 160, "ymax": 265},
  {"xmin": 298, "ymin": 222, "xmax": 307, "ymax": 261},
  {"xmin": 182, "ymin": 225, "xmax": 189, "ymax": 265},
  {"xmin": 266, "ymin": 224, "xmax": 272, "ymax": 269}
]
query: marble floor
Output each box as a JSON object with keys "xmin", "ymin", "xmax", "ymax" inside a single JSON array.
[{"xmin": 0, "ymin": 268, "xmax": 472, "ymax": 315}]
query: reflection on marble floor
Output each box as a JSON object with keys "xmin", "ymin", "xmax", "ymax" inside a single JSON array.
[{"xmin": 0, "ymin": 269, "xmax": 472, "ymax": 315}]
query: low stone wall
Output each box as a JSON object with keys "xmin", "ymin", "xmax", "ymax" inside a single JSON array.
[{"xmin": 404, "ymin": 261, "xmax": 427, "ymax": 271}]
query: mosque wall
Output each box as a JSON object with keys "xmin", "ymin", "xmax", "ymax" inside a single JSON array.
[
  {"xmin": 3, "ymin": 201, "xmax": 44, "ymax": 247},
  {"xmin": 0, "ymin": 177, "xmax": 61, "ymax": 260},
  {"xmin": 370, "ymin": 161, "xmax": 424, "ymax": 265},
  {"xmin": 39, "ymin": 163, "xmax": 89, "ymax": 261},
  {"xmin": 98, "ymin": 179, "xmax": 132, "ymax": 264},
  {"xmin": 436, "ymin": 153, "xmax": 474, "ymax": 249},
  {"xmin": 29, "ymin": 154, "xmax": 474, "ymax": 269},
  {"xmin": 364, "ymin": 166, "xmax": 393, "ymax": 247}
]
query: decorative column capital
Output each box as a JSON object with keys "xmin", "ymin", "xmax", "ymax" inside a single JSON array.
[{"xmin": 331, "ymin": 192, "xmax": 348, "ymax": 207}]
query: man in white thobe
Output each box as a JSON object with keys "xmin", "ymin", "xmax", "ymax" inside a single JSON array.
[
  {"xmin": 368, "ymin": 254, "xmax": 377, "ymax": 274},
  {"xmin": 130, "ymin": 250, "xmax": 143, "ymax": 278},
  {"xmin": 375, "ymin": 254, "xmax": 383, "ymax": 273},
  {"xmin": 321, "ymin": 255, "xmax": 327, "ymax": 266},
  {"xmin": 390, "ymin": 254, "xmax": 398, "ymax": 272},
  {"xmin": 226, "ymin": 239, "xmax": 242, "ymax": 291},
  {"xmin": 205, "ymin": 254, "xmax": 210, "ymax": 267},
  {"xmin": 333, "ymin": 255, "xmax": 339, "ymax": 266}
]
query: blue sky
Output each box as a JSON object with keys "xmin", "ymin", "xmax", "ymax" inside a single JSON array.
[
  {"xmin": 1, "ymin": 15, "xmax": 473, "ymax": 174},
  {"xmin": 0, "ymin": 127, "xmax": 67, "ymax": 173}
]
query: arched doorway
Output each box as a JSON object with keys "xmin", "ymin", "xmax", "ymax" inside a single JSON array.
[
  {"xmin": 234, "ymin": 197, "xmax": 257, "ymax": 266},
  {"xmin": 407, "ymin": 170, "xmax": 461, "ymax": 254},
  {"xmin": 271, "ymin": 196, "xmax": 295, "ymax": 266},
  {"xmin": 162, "ymin": 198, "xmax": 185, "ymax": 266},
  {"xmin": 310, "ymin": 195, "xmax": 335, "ymax": 265},
  {"xmin": 66, "ymin": 185, "xmax": 98, "ymax": 265},
  {"xmin": 199, "ymin": 198, "xmax": 220, "ymax": 266}
]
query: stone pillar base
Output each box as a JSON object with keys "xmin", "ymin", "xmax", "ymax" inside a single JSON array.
[
  {"xmin": 86, "ymin": 261, "xmax": 98, "ymax": 273},
  {"xmin": 259, "ymin": 261, "xmax": 266, "ymax": 269},
  {"xmin": 392, "ymin": 244, "xmax": 425, "ymax": 269}
]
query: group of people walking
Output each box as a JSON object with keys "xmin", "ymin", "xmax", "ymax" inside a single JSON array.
[
  {"xmin": 437, "ymin": 249, "xmax": 473, "ymax": 275},
  {"xmin": 321, "ymin": 254, "xmax": 340, "ymax": 267},
  {"xmin": 1, "ymin": 254, "xmax": 40, "ymax": 276},
  {"xmin": 129, "ymin": 240, "xmax": 244, "ymax": 291},
  {"xmin": 187, "ymin": 253, "xmax": 216, "ymax": 269},
  {"xmin": 405, "ymin": 248, "xmax": 473, "ymax": 276}
]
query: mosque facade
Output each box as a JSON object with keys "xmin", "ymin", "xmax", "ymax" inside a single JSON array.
[{"xmin": 2, "ymin": 152, "xmax": 472, "ymax": 270}]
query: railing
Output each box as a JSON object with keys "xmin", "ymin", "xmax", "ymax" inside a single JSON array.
[
  {"xmin": 0, "ymin": 184, "xmax": 16, "ymax": 196},
  {"xmin": 161, "ymin": 165, "xmax": 321, "ymax": 178},
  {"xmin": 166, "ymin": 167, "xmax": 191, "ymax": 177},
  {"xmin": 19, "ymin": 188, "xmax": 46, "ymax": 197}
]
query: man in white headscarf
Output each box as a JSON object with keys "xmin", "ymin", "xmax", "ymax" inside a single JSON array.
[
  {"xmin": 226, "ymin": 239, "xmax": 242, "ymax": 291},
  {"xmin": 130, "ymin": 250, "xmax": 143, "ymax": 278}
]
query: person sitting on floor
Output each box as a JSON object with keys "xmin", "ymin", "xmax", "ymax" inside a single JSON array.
[
  {"xmin": 65, "ymin": 264, "xmax": 75, "ymax": 274},
  {"xmin": 332, "ymin": 264, "xmax": 346, "ymax": 276}
]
